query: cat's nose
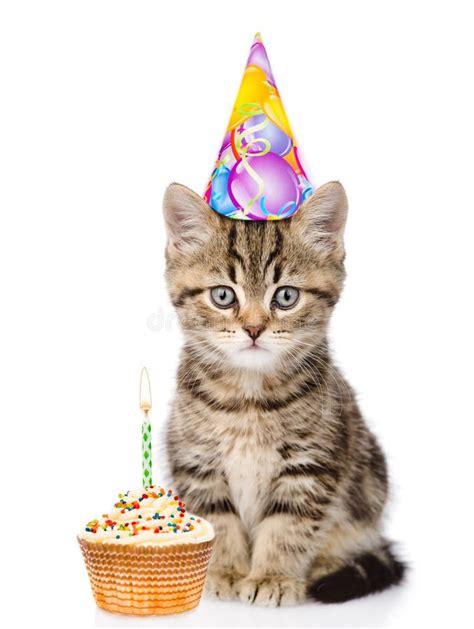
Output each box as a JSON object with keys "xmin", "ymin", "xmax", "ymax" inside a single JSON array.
[{"xmin": 243, "ymin": 324, "xmax": 265, "ymax": 341}]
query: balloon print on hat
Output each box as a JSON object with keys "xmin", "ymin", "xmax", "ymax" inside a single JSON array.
[
  {"xmin": 228, "ymin": 153, "xmax": 301, "ymax": 220},
  {"xmin": 240, "ymin": 114, "xmax": 292, "ymax": 158}
]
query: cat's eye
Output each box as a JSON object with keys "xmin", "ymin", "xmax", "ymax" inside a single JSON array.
[
  {"xmin": 210, "ymin": 286, "xmax": 237, "ymax": 309},
  {"xmin": 271, "ymin": 286, "xmax": 300, "ymax": 310}
]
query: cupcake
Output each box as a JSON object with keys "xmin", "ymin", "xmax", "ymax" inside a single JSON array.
[{"xmin": 78, "ymin": 486, "xmax": 214, "ymax": 615}]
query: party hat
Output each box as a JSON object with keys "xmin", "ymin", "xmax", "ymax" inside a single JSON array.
[{"xmin": 204, "ymin": 33, "xmax": 314, "ymax": 221}]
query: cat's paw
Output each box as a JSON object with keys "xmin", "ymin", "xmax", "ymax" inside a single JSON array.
[
  {"xmin": 238, "ymin": 576, "xmax": 306, "ymax": 607},
  {"xmin": 205, "ymin": 570, "xmax": 242, "ymax": 601}
]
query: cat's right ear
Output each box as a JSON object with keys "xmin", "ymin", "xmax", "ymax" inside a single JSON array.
[{"xmin": 162, "ymin": 183, "xmax": 218, "ymax": 256}]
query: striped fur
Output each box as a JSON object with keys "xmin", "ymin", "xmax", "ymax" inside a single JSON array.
[{"xmin": 163, "ymin": 183, "xmax": 405, "ymax": 606}]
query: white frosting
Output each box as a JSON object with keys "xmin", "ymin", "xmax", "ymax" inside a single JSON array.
[{"xmin": 79, "ymin": 487, "xmax": 214, "ymax": 546}]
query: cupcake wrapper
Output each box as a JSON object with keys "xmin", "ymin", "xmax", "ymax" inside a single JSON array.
[{"xmin": 78, "ymin": 537, "xmax": 214, "ymax": 615}]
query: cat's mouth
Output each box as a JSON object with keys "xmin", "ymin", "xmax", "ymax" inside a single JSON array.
[
  {"xmin": 219, "ymin": 337, "xmax": 278, "ymax": 370},
  {"xmin": 241, "ymin": 341, "xmax": 268, "ymax": 352}
]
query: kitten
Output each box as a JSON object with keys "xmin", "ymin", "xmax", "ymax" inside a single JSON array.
[{"xmin": 163, "ymin": 182, "xmax": 405, "ymax": 606}]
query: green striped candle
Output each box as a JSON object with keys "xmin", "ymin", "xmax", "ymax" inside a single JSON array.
[{"xmin": 140, "ymin": 368, "xmax": 153, "ymax": 488}]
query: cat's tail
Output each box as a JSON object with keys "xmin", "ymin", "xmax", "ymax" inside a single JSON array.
[{"xmin": 307, "ymin": 541, "xmax": 406, "ymax": 604}]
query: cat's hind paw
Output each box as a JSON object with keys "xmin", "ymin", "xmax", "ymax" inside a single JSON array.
[
  {"xmin": 238, "ymin": 576, "xmax": 306, "ymax": 607},
  {"xmin": 205, "ymin": 570, "xmax": 242, "ymax": 601}
]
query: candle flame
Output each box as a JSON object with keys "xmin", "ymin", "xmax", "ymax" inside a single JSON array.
[{"xmin": 139, "ymin": 367, "xmax": 152, "ymax": 414}]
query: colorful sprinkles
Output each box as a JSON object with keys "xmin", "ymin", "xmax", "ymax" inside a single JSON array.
[{"xmin": 83, "ymin": 486, "xmax": 199, "ymax": 540}]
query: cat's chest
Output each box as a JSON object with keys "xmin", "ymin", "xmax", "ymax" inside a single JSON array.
[{"xmin": 219, "ymin": 418, "xmax": 281, "ymax": 531}]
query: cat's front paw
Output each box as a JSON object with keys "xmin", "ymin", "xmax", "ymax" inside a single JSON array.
[
  {"xmin": 205, "ymin": 570, "xmax": 242, "ymax": 601},
  {"xmin": 238, "ymin": 576, "xmax": 306, "ymax": 607}
]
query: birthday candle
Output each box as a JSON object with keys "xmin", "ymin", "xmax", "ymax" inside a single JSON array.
[{"xmin": 140, "ymin": 367, "xmax": 152, "ymax": 488}]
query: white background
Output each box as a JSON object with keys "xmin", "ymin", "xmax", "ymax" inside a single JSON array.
[{"xmin": 1, "ymin": 1, "xmax": 473, "ymax": 627}]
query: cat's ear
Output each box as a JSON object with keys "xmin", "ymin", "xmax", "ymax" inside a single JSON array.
[
  {"xmin": 163, "ymin": 183, "xmax": 219, "ymax": 255},
  {"xmin": 291, "ymin": 181, "xmax": 348, "ymax": 253}
]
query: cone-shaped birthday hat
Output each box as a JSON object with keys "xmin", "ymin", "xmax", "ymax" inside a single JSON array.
[{"xmin": 204, "ymin": 33, "xmax": 314, "ymax": 221}]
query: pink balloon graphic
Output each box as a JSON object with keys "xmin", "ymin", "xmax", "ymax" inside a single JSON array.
[{"xmin": 228, "ymin": 153, "xmax": 300, "ymax": 220}]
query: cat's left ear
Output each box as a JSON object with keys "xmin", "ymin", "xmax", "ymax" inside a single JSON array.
[{"xmin": 291, "ymin": 181, "xmax": 348, "ymax": 254}]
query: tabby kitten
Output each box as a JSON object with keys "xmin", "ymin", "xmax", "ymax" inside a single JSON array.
[{"xmin": 163, "ymin": 182, "xmax": 404, "ymax": 606}]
